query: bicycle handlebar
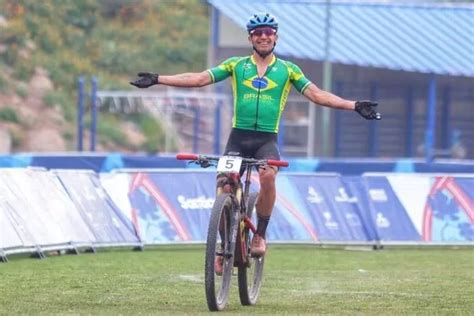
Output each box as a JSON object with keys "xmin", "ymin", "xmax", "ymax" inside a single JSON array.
[
  {"xmin": 176, "ymin": 153, "xmax": 289, "ymax": 168},
  {"xmin": 176, "ymin": 153, "xmax": 199, "ymax": 161},
  {"xmin": 266, "ymin": 159, "xmax": 289, "ymax": 167}
]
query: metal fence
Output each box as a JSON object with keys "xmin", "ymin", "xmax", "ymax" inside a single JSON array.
[{"xmin": 90, "ymin": 84, "xmax": 473, "ymax": 159}]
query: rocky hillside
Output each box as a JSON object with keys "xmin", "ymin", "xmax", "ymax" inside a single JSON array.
[
  {"xmin": 0, "ymin": 68, "xmax": 66, "ymax": 152},
  {"xmin": 0, "ymin": 0, "xmax": 208, "ymax": 154}
]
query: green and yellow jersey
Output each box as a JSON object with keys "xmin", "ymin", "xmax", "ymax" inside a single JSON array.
[{"xmin": 207, "ymin": 55, "xmax": 311, "ymax": 133}]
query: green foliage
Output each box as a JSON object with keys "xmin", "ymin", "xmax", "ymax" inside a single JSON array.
[
  {"xmin": 12, "ymin": 58, "xmax": 35, "ymax": 81},
  {"xmin": 0, "ymin": 18, "xmax": 29, "ymax": 65},
  {"xmin": 129, "ymin": 112, "xmax": 175, "ymax": 154},
  {"xmin": 8, "ymin": 127, "xmax": 24, "ymax": 150},
  {"xmin": 1, "ymin": 0, "xmax": 208, "ymax": 87},
  {"xmin": 96, "ymin": 115, "xmax": 130, "ymax": 148},
  {"xmin": 0, "ymin": 0, "xmax": 209, "ymax": 150},
  {"xmin": 62, "ymin": 130, "xmax": 74, "ymax": 142},
  {"xmin": 0, "ymin": 107, "xmax": 20, "ymax": 123},
  {"xmin": 92, "ymin": 0, "xmax": 208, "ymax": 78},
  {"xmin": 0, "ymin": 75, "xmax": 8, "ymax": 92},
  {"xmin": 43, "ymin": 89, "xmax": 75, "ymax": 122},
  {"xmin": 15, "ymin": 82, "xmax": 28, "ymax": 98}
]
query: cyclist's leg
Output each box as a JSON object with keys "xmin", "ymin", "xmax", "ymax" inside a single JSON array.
[
  {"xmin": 222, "ymin": 128, "xmax": 279, "ymax": 243},
  {"xmin": 254, "ymin": 138, "xmax": 279, "ymax": 222},
  {"xmin": 215, "ymin": 129, "xmax": 246, "ymax": 273},
  {"xmin": 251, "ymin": 139, "xmax": 279, "ymax": 255}
]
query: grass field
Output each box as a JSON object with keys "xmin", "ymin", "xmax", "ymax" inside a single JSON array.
[{"xmin": 0, "ymin": 245, "xmax": 473, "ymax": 315}]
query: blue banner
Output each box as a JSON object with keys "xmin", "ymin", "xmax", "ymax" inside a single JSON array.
[
  {"xmin": 341, "ymin": 176, "xmax": 380, "ymax": 242},
  {"xmin": 127, "ymin": 171, "xmax": 216, "ymax": 243},
  {"xmin": 109, "ymin": 171, "xmax": 474, "ymax": 244},
  {"xmin": 279, "ymin": 174, "xmax": 370, "ymax": 241},
  {"xmin": 363, "ymin": 175, "xmax": 421, "ymax": 241},
  {"xmin": 425, "ymin": 176, "xmax": 474, "ymax": 241}
]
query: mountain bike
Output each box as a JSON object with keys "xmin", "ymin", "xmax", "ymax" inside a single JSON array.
[{"xmin": 176, "ymin": 153, "xmax": 289, "ymax": 311}]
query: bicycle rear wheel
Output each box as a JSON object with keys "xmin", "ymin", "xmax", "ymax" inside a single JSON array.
[
  {"xmin": 205, "ymin": 193, "xmax": 237, "ymax": 311},
  {"xmin": 238, "ymin": 191, "xmax": 265, "ymax": 306}
]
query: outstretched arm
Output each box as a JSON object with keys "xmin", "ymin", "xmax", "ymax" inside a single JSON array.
[
  {"xmin": 303, "ymin": 83, "xmax": 381, "ymax": 120},
  {"xmin": 130, "ymin": 71, "xmax": 212, "ymax": 88},
  {"xmin": 159, "ymin": 71, "xmax": 213, "ymax": 87},
  {"xmin": 303, "ymin": 83, "xmax": 355, "ymax": 110}
]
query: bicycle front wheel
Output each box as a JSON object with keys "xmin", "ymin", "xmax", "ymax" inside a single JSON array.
[
  {"xmin": 205, "ymin": 193, "xmax": 237, "ymax": 311},
  {"xmin": 238, "ymin": 191, "xmax": 265, "ymax": 306}
]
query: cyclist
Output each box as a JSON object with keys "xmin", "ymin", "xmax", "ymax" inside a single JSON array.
[{"xmin": 131, "ymin": 13, "xmax": 380, "ymax": 260}]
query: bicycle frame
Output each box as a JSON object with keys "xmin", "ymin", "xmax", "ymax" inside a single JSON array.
[
  {"xmin": 233, "ymin": 164, "xmax": 257, "ymax": 267},
  {"xmin": 176, "ymin": 153, "xmax": 288, "ymax": 310},
  {"xmin": 209, "ymin": 161, "xmax": 257, "ymax": 267}
]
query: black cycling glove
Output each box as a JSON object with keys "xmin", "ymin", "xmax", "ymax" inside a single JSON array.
[
  {"xmin": 355, "ymin": 100, "xmax": 381, "ymax": 120},
  {"xmin": 130, "ymin": 72, "xmax": 159, "ymax": 88}
]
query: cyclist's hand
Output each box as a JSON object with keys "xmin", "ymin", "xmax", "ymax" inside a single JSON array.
[
  {"xmin": 198, "ymin": 159, "xmax": 211, "ymax": 168},
  {"xmin": 355, "ymin": 100, "xmax": 381, "ymax": 120},
  {"xmin": 130, "ymin": 72, "xmax": 159, "ymax": 88}
]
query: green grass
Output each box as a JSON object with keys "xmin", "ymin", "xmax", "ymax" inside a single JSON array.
[{"xmin": 0, "ymin": 245, "xmax": 473, "ymax": 315}]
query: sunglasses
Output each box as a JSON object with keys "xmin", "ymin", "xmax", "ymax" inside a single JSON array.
[{"xmin": 250, "ymin": 27, "xmax": 277, "ymax": 37}]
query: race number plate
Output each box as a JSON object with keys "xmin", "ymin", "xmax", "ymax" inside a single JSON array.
[{"xmin": 217, "ymin": 156, "xmax": 242, "ymax": 173}]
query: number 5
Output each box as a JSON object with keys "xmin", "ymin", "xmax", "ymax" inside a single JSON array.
[{"xmin": 225, "ymin": 159, "xmax": 234, "ymax": 169}]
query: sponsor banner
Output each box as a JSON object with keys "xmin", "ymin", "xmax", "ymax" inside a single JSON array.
[
  {"xmin": 384, "ymin": 174, "xmax": 431, "ymax": 237},
  {"xmin": 105, "ymin": 171, "xmax": 372, "ymax": 243},
  {"xmin": 102, "ymin": 170, "xmax": 473, "ymax": 244},
  {"xmin": 279, "ymin": 174, "xmax": 370, "ymax": 241},
  {"xmin": 341, "ymin": 176, "xmax": 380, "ymax": 242},
  {"xmin": 107, "ymin": 171, "xmax": 327, "ymax": 243},
  {"xmin": 125, "ymin": 171, "xmax": 216, "ymax": 243},
  {"xmin": 238, "ymin": 174, "xmax": 317, "ymax": 241},
  {"xmin": 363, "ymin": 175, "xmax": 421, "ymax": 241},
  {"xmin": 427, "ymin": 178, "xmax": 473, "ymax": 242},
  {"xmin": 384, "ymin": 174, "xmax": 473, "ymax": 242},
  {"xmin": 56, "ymin": 170, "xmax": 140, "ymax": 245},
  {"xmin": 455, "ymin": 178, "xmax": 474, "ymax": 202}
]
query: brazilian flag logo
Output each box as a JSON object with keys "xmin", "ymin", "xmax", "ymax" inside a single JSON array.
[{"xmin": 243, "ymin": 76, "xmax": 278, "ymax": 91}]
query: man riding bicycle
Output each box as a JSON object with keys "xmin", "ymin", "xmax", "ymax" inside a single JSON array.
[{"xmin": 131, "ymin": 13, "xmax": 380, "ymax": 262}]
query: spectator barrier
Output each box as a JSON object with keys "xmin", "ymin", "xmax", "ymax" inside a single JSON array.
[
  {"xmin": 100, "ymin": 170, "xmax": 474, "ymax": 245},
  {"xmin": 1, "ymin": 168, "xmax": 472, "ymax": 262},
  {"xmin": 55, "ymin": 170, "xmax": 142, "ymax": 248},
  {"xmin": 0, "ymin": 168, "xmax": 141, "ymax": 261}
]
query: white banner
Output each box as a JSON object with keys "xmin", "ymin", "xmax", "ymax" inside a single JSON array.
[
  {"xmin": 0, "ymin": 201, "xmax": 24, "ymax": 249},
  {"xmin": 0, "ymin": 169, "xmax": 69, "ymax": 246},
  {"xmin": 33, "ymin": 171, "xmax": 97, "ymax": 245}
]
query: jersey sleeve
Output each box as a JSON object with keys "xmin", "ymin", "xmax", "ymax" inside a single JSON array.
[
  {"xmin": 287, "ymin": 62, "xmax": 312, "ymax": 94},
  {"xmin": 207, "ymin": 57, "xmax": 241, "ymax": 83}
]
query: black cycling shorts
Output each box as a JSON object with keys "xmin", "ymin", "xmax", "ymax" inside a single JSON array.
[{"xmin": 223, "ymin": 128, "xmax": 280, "ymax": 160}]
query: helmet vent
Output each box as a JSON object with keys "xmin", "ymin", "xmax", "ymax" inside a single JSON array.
[{"xmin": 246, "ymin": 13, "xmax": 279, "ymax": 32}]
